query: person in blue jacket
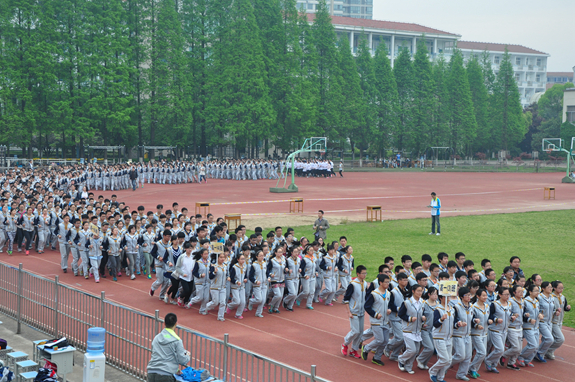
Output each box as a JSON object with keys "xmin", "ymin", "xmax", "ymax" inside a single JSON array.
[{"xmin": 427, "ymin": 192, "xmax": 441, "ymax": 236}]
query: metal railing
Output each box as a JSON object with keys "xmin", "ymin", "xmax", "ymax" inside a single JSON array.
[{"xmin": 0, "ymin": 262, "xmax": 329, "ymax": 382}]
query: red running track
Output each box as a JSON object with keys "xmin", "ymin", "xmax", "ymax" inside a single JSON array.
[
  {"xmin": 90, "ymin": 171, "xmax": 575, "ymax": 223},
  {"xmin": 2, "ymin": 171, "xmax": 575, "ymax": 382}
]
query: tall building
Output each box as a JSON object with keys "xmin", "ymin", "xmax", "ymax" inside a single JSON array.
[
  {"xmin": 306, "ymin": 14, "xmax": 461, "ymax": 67},
  {"xmin": 298, "ymin": 0, "xmax": 373, "ymax": 19},
  {"xmin": 456, "ymin": 41, "xmax": 549, "ymax": 107},
  {"xmin": 546, "ymin": 71, "xmax": 574, "ymax": 89}
]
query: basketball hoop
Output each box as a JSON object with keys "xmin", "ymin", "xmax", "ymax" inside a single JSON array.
[{"xmin": 546, "ymin": 149, "xmax": 552, "ymax": 154}]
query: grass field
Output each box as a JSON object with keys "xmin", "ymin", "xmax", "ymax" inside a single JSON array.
[{"xmin": 254, "ymin": 209, "xmax": 575, "ymax": 327}]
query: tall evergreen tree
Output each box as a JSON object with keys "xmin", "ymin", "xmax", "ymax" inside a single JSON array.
[
  {"xmin": 466, "ymin": 57, "xmax": 490, "ymax": 151},
  {"xmin": 431, "ymin": 56, "xmax": 450, "ymax": 147},
  {"xmin": 355, "ymin": 34, "xmax": 378, "ymax": 158},
  {"xmin": 393, "ymin": 46, "xmax": 414, "ymax": 152},
  {"xmin": 492, "ymin": 49, "xmax": 525, "ymax": 150},
  {"xmin": 337, "ymin": 34, "xmax": 364, "ymax": 159},
  {"xmin": 447, "ymin": 50, "xmax": 477, "ymax": 154},
  {"xmin": 311, "ymin": 0, "xmax": 342, "ymax": 140},
  {"xmin": 372, "ymin": 42, "xmax": 398, "ymax": 157},
  {"xmin": 411, "ymin": 37, "xmax": 435, "ymax": 155}
]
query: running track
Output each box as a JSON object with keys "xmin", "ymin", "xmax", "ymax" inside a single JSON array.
[{"xmin": 2, "ymin": 171, "xmax": 575, "ymax": 382}]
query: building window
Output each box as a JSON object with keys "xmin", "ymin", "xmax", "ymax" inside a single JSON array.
[
  {"xmin": 334, "ymin": 4, "xmax": 342, "ymax": 10},
  {"xmin": 525, "ymin": 58, "xmax": 529, "ymax": 65},
  {"xmin": 494, "ymin": 56, "xmax": 500, "ymax": 64},
  {"xmin": 350, "ymin": 6, "xmax": 360, "ymax": 13},
  {"xmin": 350, "ymin": 0, "xmax": 360, "ymax": 4},
  {"xmin": 365, "ymin": 0, "xmax": 373, "ymax": 4},
  {"xmin": 307, "ymin": 3, "xmax": 314, "ymax": 9},
  {"xmin": 515, "ymin": 57, "xmax": 521, "ymax": 66},
  {"xmin": 366, "ymin": 6, "xmax": 372, "ymax": 13},
  {"xmin": 567, "ymin": 106, "xmax": 575, "ymax": 123},
  {"xmin": 297, "ymin": 2, "xmax": 305, "ymax": 10},
  {"xmin": 537, "ymin": 58, "xmax": 542, "ymax": 66},
  {"xmin": 515, "ymin": 73, "xmax": 521, "ymax": 82},
  {"xmin": 536, "ymin": 74, "xmax": 541, "ymax": 82}
]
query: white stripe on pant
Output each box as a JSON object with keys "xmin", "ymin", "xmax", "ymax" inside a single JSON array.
[
  {"xmin": 451, "ymin": 336, "xmax": 472, "ymax": 378},
  {"xmin": 344, "ymin": 315, "xmax": 364, "ymax": 351},
  {"xmin": 519, "ymin": 328, "xmax": 540, "ymax": 363},
  {"xmin": 364, "ymin": 325, "xmax": 389, "ymax": 361},
  {"xmin": 502, "ymin": 327, "xmax": 522, "ymax": 365},
  {"xmin": 548, "ymin": 323, "xmax": 565, "ymax": 356},
  {"xmin": 206, "ymin": 288, "xmax": 227, "ymax": 320},
  {"xmin": 190, "ymin": 283, "xmax": 210, "ymax": 313},
  {"xmin": 398, "ymin": 336, "xmax": 421, "ymax": 372},
  {"xmin": 538, "ymin": 321, "xmax": 554, "ymax": 356},
  {"xmin": 429, "ymin": 339, "xmax": 452, "ymax": 381},
  {"xmin": 485, "ymin": 330, "xmax": 506, "ymax": 367},
  {"xmin": 416, "ymin": 330, "xmax": 435, "ymax": 367},
  {"xmin": 469, "ymin": 335, "xmax": 487, "ymax": 372},
  {"xmin": 385, "ymin": 320, "xmax": 404, "ymax": 360}
]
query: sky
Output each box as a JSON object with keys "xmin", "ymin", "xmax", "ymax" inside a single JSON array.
[{"xmin": 373, "ymin": 0, "xmax": 575, "ymax": 72}]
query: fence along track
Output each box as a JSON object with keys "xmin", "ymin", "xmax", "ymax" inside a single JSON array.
[{"xmin": 0, "ymin": 261, "xmax": 329, "ymax": 382}]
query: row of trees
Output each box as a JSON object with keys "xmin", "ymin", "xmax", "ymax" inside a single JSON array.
[{"xmin": 0, "ymin": 0, "xmax": 570, "ymax": 159}]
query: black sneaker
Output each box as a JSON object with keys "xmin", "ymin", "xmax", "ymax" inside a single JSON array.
[
  {"xmin": 507, "ymin": 364, "xmax": 520, "ymax": 371},
  {"xmin": 63, "ymin": 268, "xmax": 67, "ymax": 273},
  {"xmin": 361, "ymin": 345, "xmax": 368, "ymax": 361},
  {"xmin": 372, "ymin": 359, "xmax": 384, "ymax": 366}
]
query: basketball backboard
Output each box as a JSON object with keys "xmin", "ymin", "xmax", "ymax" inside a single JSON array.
[{"xmin": 542, "ymin": 138, "xmax": 563, "ymax": 152}]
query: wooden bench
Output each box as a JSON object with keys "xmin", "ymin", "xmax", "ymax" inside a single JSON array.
[
  {"xmin": 544, "ymin": 187, "xmax": 555, "ymax": 200},
  {"xmin": 195, "ymin": 202, "xmax": 210, "ymax": 216},
  {"xmin": 225, "ymin": 214, "xmax": 242, "ymax": 230},
  {"xmin": 289, "ymin": 198, "xmax": 304, "ymax": 213},
  {"xmin": 367, "ymin": 205, "xmax": 382, "ymax": 222}
]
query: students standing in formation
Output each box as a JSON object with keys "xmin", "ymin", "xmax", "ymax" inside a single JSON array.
[{"xmin": 339, "ymin": 253, "xmax": 570, "ymax": 382}]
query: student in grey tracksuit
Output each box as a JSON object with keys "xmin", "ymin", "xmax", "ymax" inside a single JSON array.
[
  {"xmin": 385, "ymin": 273, "xmax": 409, "ymax": 361},
  {"xmin": 416, "ymin": 287, "xmax": 439, "ymax": 370},
  {"xmin": 190, "ymin": 249, "xmax": 212, "ymax": 314},
  {"xmin": 284, "ymin": 248, "xmax": 301, "ymax": 311},
  {"xmin": 55, "ymin": 215, "xmax": 72, "ymax": 271},
  {"xmin": 362, "ymin": 274, "xmax": 391, "ymax": 365},
  {"xmin": 449, "ymin": 287, "xmax": 474, "ymax": 380},
  {"xmin": 536, "ymin": 281, "xmax": 556, "ymax": 362},
  {"xmin": 469, "ymin": 289, "xmax": 491, "ymax": 377},
  {"xmin": 122, "ymin": 227, "xmax": 140, "ymax": 279},
  {"xmin": 0, "ymin": 211, "xmax": 6, "ymax": 252},
  {"xmin": 297, "ymin": 250, "xmax": 316, "ymax": 309},
  {"xmin": 502, "ymin": 284, "xmax": 525, "ymax": 369},
  {"xmin": 319, "ymin": 246, "xmax": 338, "ymax": 305},
  {"xmin": 548, "ymin": 281, "xmax": 571, "ymax": 359},
  {"xmin": 150, "ymin": 232, "xmax": 173, "ymax": 299},
  {"xmin": 228, "ymin": 254, "xmax": 248, "ymax": 319},
  {"xmin": 206, "ymin": 252, "xmax": 228, "ymax": 321},
  {"xmin": 34, "ymin": 211, "xmax": 51, "ymax": 253},
  {"xmin": 518, "ymin": 285, "xmax": 543, "ymax": 366},
  {"xmin": 398, "ymin": 285, "xmax": 426, "ymax": 374},
  {"xmin": 342, "ymin": 265, "xmax": 368, "ymax": 357},
  {"xmin": 428, "ymin": 296, "xmax": 462, "ymax": 382},
  {"xmin": 335, "ymin": 252, "xmax": 354, "ymax": 300},
  {"xmin": 485, "ymin": 288, "xmax": 512, "ymax": 372},
  {"xmin": 266, "ymin": 248, "xmax": 287, "ymax": 313},
  {"xmin": 66, "ymin": 221, "xmax": 83, "ymax": 276},
  {"xmin": 74, "ymin": 224, "xmax": 92, "ymax": 278},
  {"xmin": 105, "ymin": 229, "xmax": 123, "ymax": 280},
  {"xmin": 85, "ymin": 234, "xmax": 103, "ymax": 282},
  {"xmin": 248, "ymin": 251, "xmax": 268, "ymax": 317},
  {"xmin": 18, "ymin": 210, "xmax": 36, "ymax": 252}
]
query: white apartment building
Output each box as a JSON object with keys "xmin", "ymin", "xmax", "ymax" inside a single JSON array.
[
  {"xmin": 563, "ymin": 87, "xmax": 575, "ymax": 124},
  {"xmin": 306, "ymin": 14, "xmax": 461, "ymax": 67},
  {"xmin": 457, "ymin": 41, "xmax": 549, "ymax": 107},
  {"xmin": 299, "ymin": 0, "xmax": 373, "ymax": 19}
]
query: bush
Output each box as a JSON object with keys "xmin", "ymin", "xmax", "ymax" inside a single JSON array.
[
  {"xmin": 520, "ymin": 152, "xmax": 532, "ymax": 159},
  {"xmin": 475, "ymin": 152, "xmax": 487, "ymax": 160}
]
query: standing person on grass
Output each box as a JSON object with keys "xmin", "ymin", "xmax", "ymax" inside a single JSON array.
[
  {"xmin": 313, "ymin": 210, "xmax": 329, "ymax": 242},
  {"xmin": 147, "ymin": 313, "xmax": 190, "ymax": 382},
  {"xmin": 427, "ymin": 192, "xmax": 441, "ymax": 236}
]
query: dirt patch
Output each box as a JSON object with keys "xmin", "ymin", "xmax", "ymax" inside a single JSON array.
[{"xmin": 241, "ymin": 213, "xmax": 352, "ymax": 231}]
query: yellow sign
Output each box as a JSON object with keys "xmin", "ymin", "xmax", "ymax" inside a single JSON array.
[
  {"xmin": 210, "ymin": 241, "xmax": 224, "ymax": 254},
  {"xmin": 439, "ymin": 280, "xmax": 458, "ymax": 296}
]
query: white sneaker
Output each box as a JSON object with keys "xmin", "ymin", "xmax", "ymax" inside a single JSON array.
[
  {"xmin": 417, "ymin": 362, "xmax": 429, "ymax": 370},
  {"xmin": 429, "ymin": 232, "xmax": 434, "ymax": 235},
  {"xmin": 164, "ymin": 295, "xmax": 169, "ymax": 304},
  {"xmin": 436, "ymin": 233, "xmax": 440, "ymax": 236},
  {"xmin": 130, "ymin": 274, "xmax": 136, "ymax": 280},
  {"xmin": 186, "ymin": 302, "xmax": 193, "ymax": 309}
]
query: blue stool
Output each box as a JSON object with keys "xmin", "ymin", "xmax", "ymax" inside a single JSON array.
[
  {"xmin": 19, "ymin": 370, "xmax": 38, "ymax": 382},
  {"xmin": 7, "ymin": 351, "xmax": 28, "ymax": 369}
]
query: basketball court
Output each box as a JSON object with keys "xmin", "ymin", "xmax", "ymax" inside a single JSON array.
[{"xmin": 1, "ymin": 169, "xmax": 575, "ymax": 381}]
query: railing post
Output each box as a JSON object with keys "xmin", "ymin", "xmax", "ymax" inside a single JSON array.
[
  {"xmin": 54, "ymin": 276, "xmax": 59, "ymax": 337},
  {"xmin": 17, "ymin": 263, "xmax": 23, "ymax": 334},
  {"xmin": 223, "ymin": 334, "xmax": 229, "ymax": 380},
  {"xmin": 100, "ymin": 291, "xmax": 105, "ymax": 328},
  {"xmin": 154, "ymin": 310, "xmax": 160, "ymax": 334},
  {"xmin": 310, "ymin": 365, "xmax": 317, "ymax": 382}
]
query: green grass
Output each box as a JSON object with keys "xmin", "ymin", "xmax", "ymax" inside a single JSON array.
[{"xmin": 255, "ymin": 210, "xmax": 575, "ymax": 327}]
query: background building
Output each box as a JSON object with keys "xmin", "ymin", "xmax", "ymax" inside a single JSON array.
[
  {"xmin": 306, "ymin": 14, "xmax": 460, "ymax": 67},
  {"xmin": 457, "ymin": 41, "xmax": 549, "ymax": 107},
  {"xmin": 299, "ymin": 0, "xmax": 373, "ymax": 19},
  {"xmin": 563, "ymin": 87, "xmax": 575, "ymax": 124},
  {"xmin": 547, "ymin": 71, "xmax": 574, "ymax": 89}
]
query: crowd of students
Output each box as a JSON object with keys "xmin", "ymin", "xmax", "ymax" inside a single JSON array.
[
  {"xmin": 0, "ymin": 168, "xmax": 570, "ymax": 381},
  {"xmin": 340, "ymin": 253, "xmax": 570, "ymax": 381}
]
